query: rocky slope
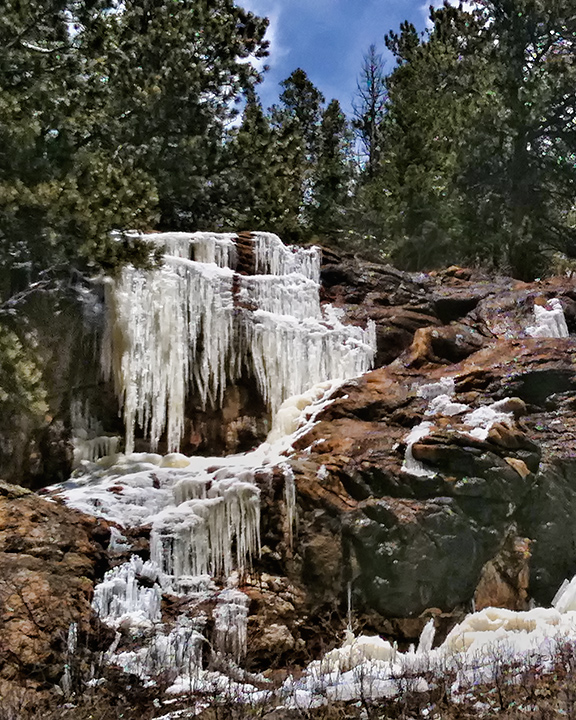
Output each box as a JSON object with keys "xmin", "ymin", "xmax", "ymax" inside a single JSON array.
[{"xmin": 3, "ymin": 246, "xmax": 576, "ymax": 686}]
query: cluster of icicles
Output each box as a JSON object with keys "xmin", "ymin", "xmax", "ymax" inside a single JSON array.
[
  {"xmin": 56, "ymin": 231, "xmax": 380, "ymax": 690},
  {"xmin": 101, "ymin": 231, "xmax": 376, "ymax": 454}
]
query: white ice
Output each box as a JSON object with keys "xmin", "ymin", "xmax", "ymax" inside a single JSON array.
[
  {"xmin": 526, "ymin": 298, "xmax": 569, "ymax": 338},
  {"xmin": 101, "ymin": 232, "xmax": 376, "ymax": 453},
  {"xmin": 463, "ymin": 399, "xmax": 514, "ymax": 441},
  {"xmin": 401, "ymin": 421, "xmax": 435, "ymax": 477}
]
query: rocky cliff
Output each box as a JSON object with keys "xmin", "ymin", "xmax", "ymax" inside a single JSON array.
[{"xmin": 3, "ymin": 246, "xmax": 576, "ymax": 688}]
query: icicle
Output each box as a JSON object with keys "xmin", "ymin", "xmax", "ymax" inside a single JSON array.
[
  {"xmin": 113, "ymin": 616, "xmax": 206, "ymax": 680},
  {"xmin": 70, "ymin": 399, "xmax": 120, "ymax": 465},
  {"xmin": 102, "ymin": 232, "xmax": 376, "ymax": 452},
  {"xmin": 281, "ymin": 464, "xmax": 297, "ymax": 549},
  {"xmin": 73, "ymin": 435, "xmax": 120, "ymax": 465},
  {"xmin": 150, "ymin": 476, "xmax": 261, "ymax": 580},
  {"xmin": 347, "ymin": 582, "xmax": 353, "ymax": 632},
  {"xmin": 92, "ymin": 556, "xmax": 163, "ymax": 628},
  {"xmin": 61, "ymin": 622, "xmax": 78, "ymax": 696},
  {"xmin": 213, "ymin": 589, "xmax": 249, "ymax": 661},
  {"xmin": 416, "ymin": 619, "xmax": 436, "ymax": 655},
  {"xmin": 252, "ymin": 232, "xmax": 321, "ymax": 280},
  {"xmin": 247, "ymin": 308, "xmax": 376, "ymax": 415},
  {"xmin": 101, "ymin": 256, "xmax": 237, "ymax": 453}
]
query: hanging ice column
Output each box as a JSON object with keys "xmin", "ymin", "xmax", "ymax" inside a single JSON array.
[{"xmin": 102, "ymin": 231, "xmax": 377, "ymax": 453}]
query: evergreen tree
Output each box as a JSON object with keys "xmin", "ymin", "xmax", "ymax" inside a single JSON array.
[
  {"xmin": 460, "ymin": 0, "xmax": 576, "ymax": 278},
  {"xmin": 0, "ymin": 0, "xmax": 269, "ymax": 297},
  {"xmin": 98, "ymin": 0, "xmax": 269, "ymax": 231},
  {"xmin": 353, "ymin": 44, "xmax": 388, "ymax": 177},
  {"xmin": 354, "ymin": 0, "xmax": 576, "ymax": 277},
  {"xmin": 272, "ymin": 68, "xmax": 325, "ymax": 160},
  {"xmin": 0, "ymin": 0, "xmax": 158, "ymax": 292},
  {"xmin": 264, "ymin": 69, "xmax": 326, "ymax": 240},
  {"xmin": 309, "ymin": 100, "xmax": 354, "ymax": 238}
]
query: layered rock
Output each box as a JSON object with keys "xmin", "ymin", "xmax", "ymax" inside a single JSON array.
[
  {"xmin": 283, "ymin": 330, "xmax": 576, "ymax": 632},
  {"xmin": 0, "ymin": 481, "xmax": 110, "ymax": 694},
  {"xmin": 5, "ymin": 250, "xmax": 576, "ymax": 678}
]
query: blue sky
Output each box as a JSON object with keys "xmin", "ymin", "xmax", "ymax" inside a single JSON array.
[{"xmin": 240, "ymin": 0, "xmax": 446, "ymax": 115}]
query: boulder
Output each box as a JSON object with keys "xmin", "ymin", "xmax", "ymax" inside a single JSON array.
[{"xmin": 0, "ymin": 481, "xmax": 110, "ymax": 693}]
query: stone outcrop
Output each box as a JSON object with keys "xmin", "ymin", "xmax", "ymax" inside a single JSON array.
[
  {"xmin": 0, "ymin": 481, "xmax": 110, "ymax": 694},
  {"xmin": 5, "ymin": 250, "xmax": 576, "ymax": 675},
  {"xmin": 281, "ymin": 305, "xmax": 576, "ymax": 629}
]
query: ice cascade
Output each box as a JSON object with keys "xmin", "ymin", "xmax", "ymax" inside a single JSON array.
[{"xmin": 101, "ymin": 231, "xmax": 376, "ymax": 454}]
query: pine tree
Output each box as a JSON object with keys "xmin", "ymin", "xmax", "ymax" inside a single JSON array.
[
  {"xmin": 309, "ymin": 100, "xmax": 354, "ymax": 239},
  {"xmin": 460, "ymin": 0, "xmax": 576, "ymax": 278},
  {"xmin": 99, "ymin": 0, "xmax": 269, "ymax": 231},
  {"xmin": 0, "ymin": 0, "xmax": 159, "ymax": 292},
  {"xmin": 353, "ymin": 44, "xmax": 388, "ymax": 177}
]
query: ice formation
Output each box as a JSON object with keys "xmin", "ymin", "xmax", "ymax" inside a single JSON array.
[
  {"xmin": 102, "ymin": 231, "xmax": 376, "ymax": 453},
  {"xmin": 93, "ymin": 556, "xmax": 163, "ymax": 630},
  {"xmin": 213, "ymin": 588, "xmax": 249, "ymax": 661},
  {"xmin": 416, "ymin": 376, "xmax": 456, "ymax": 400},
  {"xmin": 463, "ymin": 398, "xmax": 514, "ymax": 441},
  {"xmin": 281, "ymin": 576, "xmax": 576, "ymax": 709},
  {"xmin": 401, "ymin": 421, "xmax": 435, "ymax": 477},
  {"xmin": 70, "ymin": 399, "xmax": 120, "ymax": 466},
  {"xmin": 526, "ymin": 298, "xmax": 569, "ymax": 338}
]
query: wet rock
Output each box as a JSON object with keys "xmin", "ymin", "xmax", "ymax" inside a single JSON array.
[{"xmin": 474, "ymin": 529, "xmax": 531, "ymax": 612}]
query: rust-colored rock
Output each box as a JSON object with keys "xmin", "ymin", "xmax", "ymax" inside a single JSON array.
[
  {"xmin": 474, "ymin": 530, "xmax": 531, "ymax": 611},
  {"xmin": 0, "ymin": 481, "xmax": 109, "ymax": 692}
]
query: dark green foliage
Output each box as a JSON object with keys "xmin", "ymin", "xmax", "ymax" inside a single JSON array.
[
  {"xmin": 0, "ymin": 0, "xmax": 160, "ymax": 285},
  {"xmin": 0, "ymin": 0, "xmax": 269, "ymax": 294},
  {"xmin": 309, "ymin": 99, "xmax": 355, "ymax": 239},
  {"xmin": 351, "ymin": 1, "xmax": 576, "ymax": 278},
  {"xmin": 459, "ymin": 0, "xmax": 576, "ymax": 279},
  {"xmin": 100, "ymin": 0, "xmax": 269, "ymax": 231},
  {"xmin": 223, "ymin": 68, "xmax": 353, "ymax": 242}
]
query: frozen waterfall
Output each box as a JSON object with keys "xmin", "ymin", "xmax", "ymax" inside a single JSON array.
[{"xmin": 101, "ymin": 231, "xmax": 376, "ymax": 454}]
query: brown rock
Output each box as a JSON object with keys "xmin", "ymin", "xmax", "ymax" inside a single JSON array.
[
  {"xmin": 505, "ymin": 457, "xmax": 531, "ymax": 479},
  {"xmin": 0, "ymin": 482, "xmax": 109, "ymax": 690},
  {"xmin": 474, "ymin": 530, "xmax": 531, "ymax": 611}
]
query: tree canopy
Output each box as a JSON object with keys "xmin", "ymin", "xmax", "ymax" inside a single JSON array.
[
  {"xmin": 0, "ymin": 0, "xmax": 269, "ymax": 297},
  {"xmin": 1, "ymin": 0, "xmax": 575, "ymax": 286}
]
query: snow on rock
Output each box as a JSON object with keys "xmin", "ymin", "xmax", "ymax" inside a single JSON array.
[
  {"xmin": 552, "ymin": 575, "xmax": 576, "ymax": 612},
  {"xmin": 425, "ymin": 394, "xmax": 469, "ymax": 417},
  {"xmin": 526, "ymin": 298, "xmax": 569, "ymax": 338},
  {"xmin": 285, "ymin": 574, "xmax": 576, "ymax": 709},
  {"xmin": 101, "ymin": 232, "xmax": 376, "ymax": 453},
  {"xmin": 463, "ymin": 398, "xmax": 515, "ymax": 441},
  {"xmin": 416, "ymin": 376, "xmax": 456, "ymax": 400},
  {"xmin": 401, "ymin": 421, "xmax": 435, "ymax": 477}
]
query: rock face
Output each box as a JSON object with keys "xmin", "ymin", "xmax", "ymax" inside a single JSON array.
[
  {"xmin": 0, "ymin": 481, "xmax": 109, "ymax": 693},
  {"xmin": 5, "ymin": 250, "xmax": 576, "ymax": 675},
  {"xmin": 281, "ymin": 272, "xmax": 576, "ymax": 627}
]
